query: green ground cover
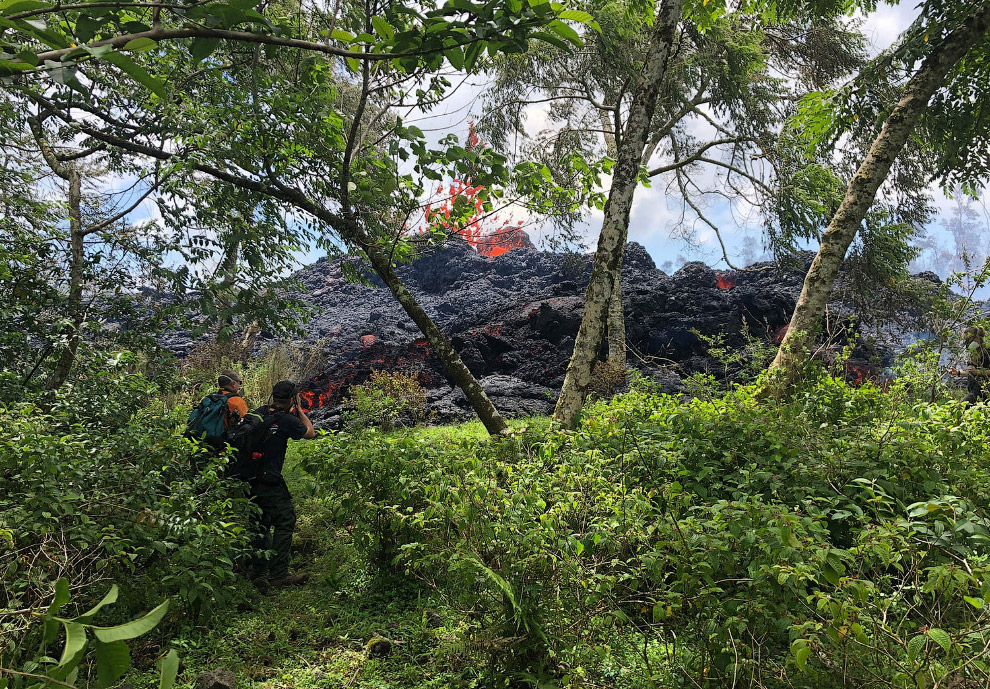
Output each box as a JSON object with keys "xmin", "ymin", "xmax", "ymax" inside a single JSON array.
[{"xmin": 5, "ymin": 364, "xmax": 990, "ymax": 688}]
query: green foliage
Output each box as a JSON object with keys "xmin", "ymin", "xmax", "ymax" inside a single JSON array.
[
  {"xmin": 344, "ymin": 370, "xmax": 428, "ymax": 432},
  {"xmin": 1, "ymin": 578, "xmax": 177, "ymax": 689},
  {"xmin": 298, "ymin": 430, "xmax": 428, "ymax": 572},
  {"xmin": 790, "ymin": 0, "xmax": 990, "ymax": 195},
  {"xmin": 299, "ymin": 375, "xmax": 990, "ymax": 686},
  {"xmin": 1, "ymin": 352, "xmax": 255, "ymax": 682}
]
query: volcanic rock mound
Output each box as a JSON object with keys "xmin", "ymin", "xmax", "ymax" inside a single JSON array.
[
  {"xmin": 286, "ymin": 237, "xmax": 821, "ymax": 427},
  {"xmin": 162, "ymin": 234, "xmax": 939, "ymax": 427}
]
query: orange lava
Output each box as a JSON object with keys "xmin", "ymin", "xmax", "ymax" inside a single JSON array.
[
  {"xmin": 844, "ymin": 362, "xmax": 871, "ymax": 386},
  {"xmin": 716, "ymin": 274, "xmax": 736, "ymax": 290},
  {"xmin": 360, "ymin": 334, "xmax": 377, "ymax": 348},
  {"xmin": 413, "ymin": 123, "xmax": 528, "ymax": 258}
]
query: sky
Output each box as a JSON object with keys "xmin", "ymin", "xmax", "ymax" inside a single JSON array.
[{"xmin": 121, "ymin": 2, "xmax": 990, "ymax": 281}]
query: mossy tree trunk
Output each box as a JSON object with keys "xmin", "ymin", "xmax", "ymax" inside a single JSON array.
[
  {"xmin": 769, "ymin": 3, "xmax": 990, "ymax": 384},
  {"xmin": 553, "ymin": 0, "xmax": 682, "ymax": 427}
]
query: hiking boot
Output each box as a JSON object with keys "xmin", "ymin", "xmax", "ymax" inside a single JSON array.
[{"xmin": 267, "ymin": 573, "xmax": 309, "ymax": 587}]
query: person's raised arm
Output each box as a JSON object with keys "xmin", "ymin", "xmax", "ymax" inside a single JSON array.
[{"xmin": 295, "ymin": 394, "xmax": 317, "ymax": 439}]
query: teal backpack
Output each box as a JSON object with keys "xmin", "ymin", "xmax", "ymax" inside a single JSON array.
[{"xmin": 186, "ymin": 392, "xmax": 229, "ymax": 449}]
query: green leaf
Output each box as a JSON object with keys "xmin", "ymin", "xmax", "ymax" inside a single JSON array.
[
  {"xmin": 95, "ymin": 641, "xmax": 131, "ymax": 689},
  {"xmin": 370, "ymin": 15, "xmax": 394, "ymax": 41},
  {"xmin": 795, "ymin": 645, "xmax": 810, "ymax": 671},
  {"xmin": 907, "ymin": 634, "xmax": 926, "ymax": 662},
  {"xmin": 547, "ymin": 19, "xmax": 581, "ymax": 46},
  {"xmin": 446, "ymin": 45, "xmax": 464, "ymax": 70},
  {"xmin": 103, "ymin": 51, "xmax": 166, "ymax": 98},
  {"xmin": 76, "ymin": 585, "xmax": 118, "ymax": 623},
  {"xmin": 74, "ymin": 13, "xmax": 103, "ymax": 42},
  {"xmin": 527, "ymin": 0, "xmax": 548, "ymax": 6},
  {"xmin": 2, "ymin": 1, "xmax": 52, "ymax": 14},
  {"xmin": 83, "ymin": 44, "xmax": 113, "ymax": 58},
  {"xmin": 345, "ymin": 56, "xmax": 360, "ymax": 72},
  {"xmin": 14, "ymin": 49, "xmax": 39, "ymax": 66},
  {"xmin": 927, "ymin": 628, "xmax": 951, "ymax": 654},
  {"xmin": 556, "ymin": 9, "xmax": 593, "ymax": 22},
  {"xmin": 159, "ymin": 649, "xmax": 179, "ymax": 689},
  {"xmin": 330, "ymin": 28, "xmax": 354, "ymax": 42},
  {"xmin": 92, "ymin": 600, "xmax": 168, "ymax": 643},
  {"xmin": 530, "ymin": 31, "xmax": 570, "ymax": 51},
  {"xmin": 191, "ymin": 37, "xmax": 220, "ymax": 63},
  {"xmin": 58, "ymin": 622, "xmax": 88, "ymax": 668},
  {"xmin": 123, "ymin": 37, "xmax": 157, "ymax": 52},
  {"xmin": 49, "ymin": 578, "xmax": 70, "ymax": 616},
  {"xmin": 965, "ymin": 595, "xmax": 985, "ymax": 609}
]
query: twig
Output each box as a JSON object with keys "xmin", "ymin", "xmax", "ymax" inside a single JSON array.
[{"xmin": 0, "ymin": 667, "xmax": 79, "ymax": 689}]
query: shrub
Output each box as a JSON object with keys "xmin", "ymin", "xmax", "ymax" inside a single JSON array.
[
  {"xmin": 301, "ymin": 373, "xmax": 990, "ymax": 687},
  {"xmin": 0, "ymin": 352, "xmax": 255, "ymax": 675},
  {"xmin": 344, "ymin": 370, "xmax": 428, "ymax": 432}
]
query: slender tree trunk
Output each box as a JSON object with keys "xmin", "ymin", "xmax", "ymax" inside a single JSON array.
[
  {"xmin": 769, "ymin": 3, "xmax": 990, "ymax": 384},
  {"xmin": 553, "ymin": 0, "xmax": 682, "ymax": 427},
  {"xmin": 47, "ymin": 168, "xmax": 85, "ymax": 390},
  {"xmin": 598, "ymin": 111, "xmax": 627, "ymax": 370},
  {"xmin": 31, "ymin": 118, "xmax": 89, "ymax": 390},
  {"xmin": 360, "ymin": 239, "xmax": 510, "ymax": 435},
  {"xmin": 606, "ymin": 269, "xmax": 626, "ymax": 369}
]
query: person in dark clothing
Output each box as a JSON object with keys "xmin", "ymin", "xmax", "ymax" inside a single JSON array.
[
  {"xmin": 245, "ymin": 380, "xmax": 316, "ymax": 587},
  {"xmin": 963, "ymin": 326, "xmax": 990, "ymax": 405}
]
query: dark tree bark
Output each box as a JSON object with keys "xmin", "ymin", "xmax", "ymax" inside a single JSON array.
[{"xmin": 770, "ymin": 3, "xmax": 990, "ymax": 383}]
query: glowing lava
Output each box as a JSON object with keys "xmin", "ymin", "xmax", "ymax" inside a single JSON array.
[
  {"xmin": 360, "ymin": 334, "xmax": 377, "ymax": 347},
  {"xmin": 844, "ymin": 362, "xmax": 871, "ymax": 386},
  {"xmin": 716, "ymin": 274, "xmax": 736, "ymax": 290}
]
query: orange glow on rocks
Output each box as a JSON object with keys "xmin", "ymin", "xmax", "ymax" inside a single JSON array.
[
  {"xmin": 298, "ymin": 338, "xmax": 436, "ymax": 412},
  {"xmin": 716, "ymin": 273, "xmax": 736, "ymax": 290},
  {"xmin": 844, "ymin": 362, "xmax": 871, "ymax": 386}
]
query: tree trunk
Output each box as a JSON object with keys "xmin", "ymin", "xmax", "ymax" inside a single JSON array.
[
  {"xmin": 769, "ymin": 3, "xmax": 990, "ymax": 384},
  {"xmin": 606, "ymin": 268, "xmax": 626, "ymax": 369},
  {"xmin": 360, "ymin": 239, "xmax": 510, "ymax": 435},
  {"xmin": 553, "ymin": 0, "xmax": 682, "ymax": 427},
  {"xmin": 47, "ymin": 168, "xmax": 85, "ymax": 390},
  {"xmin": 599, "ymin": 110, "xmax": 626, "ymax": 371}
]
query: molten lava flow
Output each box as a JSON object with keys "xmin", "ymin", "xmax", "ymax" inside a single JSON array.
[
  {"xmin": 475, "ymin": 224, "xmax": 529, "ymax": 257},
  {"xmin": 412, "ymin": 123, "xmax": 530, "ymax": 258},
  {"xmin": 360, "ymin": 334, "xmax": 377, "ymax": 347},
  {"xmin": 716, "ymin": 273, "xmax": 736, "ymax": 290},
  {"xmin": 299, "ymin": 380, "xmax": 345, "ymax": 411},
  {"xmin": 844, "ymin": 362, "xmax": 871, "ymax": 386}
]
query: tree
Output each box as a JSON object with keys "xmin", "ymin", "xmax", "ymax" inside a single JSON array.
[
  {"xmin": 551, "ymin": 0, "xmax": 683, "ymax": 427},
  {"xmin": 770, "ymin": 1, "xmax": 990, "ymax": 383},
  {"xmin": 499, "ymin": 0, "xmax": 860, "ymax": 427},
  {"xmin": 0, "ymin": 0, "xmax": 593, "ymax": 434}
]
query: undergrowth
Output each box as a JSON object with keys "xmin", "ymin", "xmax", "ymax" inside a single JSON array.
[{"xmin": 6, "ymin": 352, "xmax": 990, "ymax": 689}]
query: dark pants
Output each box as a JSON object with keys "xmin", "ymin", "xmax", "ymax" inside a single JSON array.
[
  {"xmin": 963, "ymin": 374, "xmax": 987, "ymax": 404},
  {"xmin": 248, "ymin": 476, "xmax": 297, "ymax": 579}
]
